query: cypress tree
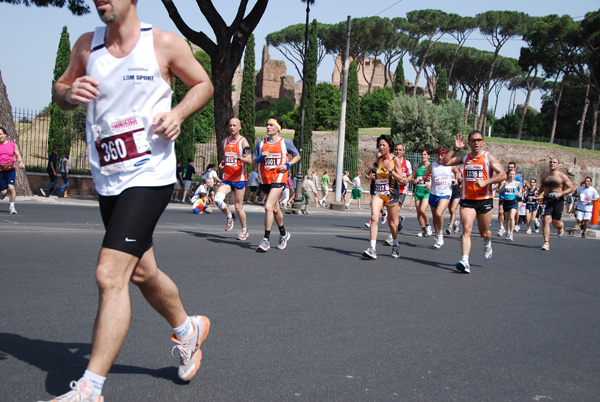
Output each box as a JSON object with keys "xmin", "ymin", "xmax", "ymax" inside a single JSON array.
[
  {"xmin": 434, "ymin": 67, "xmax": 448, "ymax": 104},
  {"xmin": 394, "ymin": 58, "xmax": 406, "ymax": 95},
  {"xmin": 344, "ymin": 60, "xmax": 360, "ymax": 173},
  {"xmin": 48, "ymin": 26, "xmax": 71, "ymax": 155},
  {"xmin": 239, "ymin": 34, "xmax": 256, "ymax": 150},
  {"xmin": 295, "ymin": 19, "xmax": 318, "ymax": 175}
]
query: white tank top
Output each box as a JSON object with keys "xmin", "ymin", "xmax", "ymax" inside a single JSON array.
[
  {"xmin": 430, "ymin": 161, "xmax": 453, "ymax": 197},
  {"xmin": 85, "ymin": 23, "xmax": 175, "ymax": 196}
]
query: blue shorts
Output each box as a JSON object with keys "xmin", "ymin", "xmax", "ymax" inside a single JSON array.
[
  {"xmin": 0, "ymin": 168, "xmax": 16, "ymax": 191},
  {"xmin": 503, "ymin": 198, "xmax": 518, "ymax": 210},
  {"xmin": 429, "ymin": 194, "xmax": 450, "ymax": 208},
  {"xmin": 221, "ymin": 179, "xmax": 247, "ymax": 190}
]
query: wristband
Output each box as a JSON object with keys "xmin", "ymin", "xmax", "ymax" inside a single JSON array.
[
  {"xmin": 285, "ymin": 163, "xmax": 291, "ymax": 170},
  {"xmin": 453, "ymin": 147, "xmax": 459, "ymax": 152},
  {"xmin": 254, "ymin": 155, "xmax": 265, "ymax": 164}
]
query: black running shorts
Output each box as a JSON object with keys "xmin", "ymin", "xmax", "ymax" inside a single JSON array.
[
  {"xmin": 460, "ymin": 198, "xmax": 494, "ymax": 215},
  {"xmin": 540, "ymin": 196, "xmax": 564, "ymax": 221},
  {"xmin": 99, "ymin": 185, "xmax": 173, "ymax": 258}
]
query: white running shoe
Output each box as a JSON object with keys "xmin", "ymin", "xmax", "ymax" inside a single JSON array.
[
  {"xmin": 9, "ymin": 205, "xmax": 17, "ymax": 215},
  {"xmin": 433, "ymin": 235, "xmax": 444, "ymax": 249},
  {"xmin": 453, "ymin": 220, "xmax": 460, "ymax": 232},
  {"xmin": 39, "ymin": 188, "xmax": 46, "ymax": 197},
  {"xmin": 456, "ymin": 260, "xmax": 470, "ymax": 274},
  {"xmin": 380, "ymin": 212, "xmax": 387, "ymax": 225},
  {"xmin": 506, "ymin": 232, "xmax": 514, "ymax": 242},
  {"xmin": 526, "ymin": 228, "xmax": 532, "ymax": 235},
  {"xmin": 391, "ymin": 245, "xmax": 400, "ymax": 258},
  {"xmin": 362, "ymin": 247, "xmax": 377, "ymax": 259},
  {"xmin": 541, "ymin": 242, "xmax": 550, "ymax": 251},
  {"xmin": 364, "ymin": 220, "xmax": 371, "ymax": 229},
  {"xmin": 237, "ymin": 230, "xmax": 249, "ymax": 241},
  {"xmin": 257, "ymin": 238, "xmax": 270, "ymax": 252},
  {"xmin": 484, "ymin": 241, "xmax": 493, "ymax": 259},
  {"xmin": 557, "ymin": 228, "xmax": 564, "ymax": 238},
  {"xmin": 225, "ymin": 213, "xmax": 237, "ymax": 231},
  {"xmin": 171, "ymin": 315, "xmax": 210, "ymax": 381},
  {"xmin": 446, "ymin": 225, "xmax": 452, "ymax": 235},
  {"xmin": 384, "ymin": 234, "xmax": 393, "ymax": 246},
  {"xmin": 425, "ymin": 225, "xmax": 432, "ymax": 236},
  {"xmin": 38, "ymin": 378, "xmax": 103, "ymax": 402},
  {"xmin": 514, "ymin": 225, "xmax": 521, "ymax": 232},
  {"xmin": 497, "ymin": 226, "xmax": 505, "ymax": 237},
  {"xmin": 277, "ymin": 232, "xmax": 291, "ymax": 250}
]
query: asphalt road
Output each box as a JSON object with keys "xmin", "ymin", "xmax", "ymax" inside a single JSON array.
[{"xmin": 1, "ymin": 198, "xmax": 599, "ymax": 401}]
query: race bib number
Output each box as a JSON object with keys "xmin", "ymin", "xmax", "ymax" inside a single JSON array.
[
  {"xmin": 264, "ymin": 153, "xmax": 281, "ymax": 169},
  {"xmin": 505, "ymin": 185, "xmax": 516, "ymax": 195},
  {"xmin": 434, "ymin": 177, "xmax": 449, "ymax": 187},
  {"xmin": 374, "ymin": 179, "xmax": 390, "ymax": 195},
  {"xmin": 416, "ymin": 176, "xmax": 426, "ymax": 187},
  {"xmin": 93, "ymin": 113, "xmax": 151, "ymax": 175},
  {"xmin": 225, "ymin": 151, "xmax": 238, "ymax": 167},
  {"xmin": 465, "ymin": 165, "xmax": 483, "ymax": 181}
]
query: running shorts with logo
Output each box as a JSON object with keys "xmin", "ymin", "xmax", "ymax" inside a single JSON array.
[
  {"xmin": 99, "ymin": 184, "xmax": 173, "ymax": 258},
  {"xmin": 221, "ymin": 179, "xmax": 247, "ymax": 190},
  {"xmin": 460, "ymin": 198, "xmax": 494, "ymax": 215}
]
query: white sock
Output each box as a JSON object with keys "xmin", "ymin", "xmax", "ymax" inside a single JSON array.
[
  {"xmin": 370, "ymin": 240, "xmax": 376, "ymax": 249},
  {"xmin": 461, "ymin": 255, "xmax": 469, "ymax": 263},
  {"xmin": 83, "ymin": 370, "xmax": 105, "ymax": 396},
  {"xmin": 173, "ymin": 316, "xmax": 193, "ymax": 340},
  {"xmin": 241, "ymin": 227, "xmax": 247, "ymax": 232},
  {"xmin": 226, "ymin": 213, "xmax": 232, "ymax": 220},
  {"xmin": 392, "ymin": 239, "xmax": 399, "ymax": 246},
  {"xmin": 9, "ymin": 202, "xmax": 15, "ymax": 208}
]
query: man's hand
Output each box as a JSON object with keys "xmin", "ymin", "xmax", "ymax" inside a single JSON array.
[
  {"xmin": 67, "ymin": 76, "xmax": 100, "ymax": 105},
  {"xmin": 454, "ymin": 133, "xmax": 465, "ymax": 150},
  {"xmin": 152, "ymin": 111, "xmax": 182, "ymax": 141}
]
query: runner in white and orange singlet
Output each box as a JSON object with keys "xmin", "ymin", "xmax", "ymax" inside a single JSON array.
[
  {"xmin": 215, "ymin": 118, "xmax": 253, "ymax": 240},
  {"xmin": 440, "ymin": 131, "xmax": 506, "ymax": 274}
]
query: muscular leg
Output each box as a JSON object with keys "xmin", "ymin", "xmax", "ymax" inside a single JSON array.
[
  {"xmin": 369, "ymin": 196, "xmax": 384, "ymax": 241},
  {"xmin": 234, "ymin": 187, "xmax": 247, "ymax": 228},
  {"xmin": 416, "ymin": 199, "xmax": 426, "ymax": 229},
  {"xmin": 432, "ymin": 199, "xmax": 450, "ymax": 233},
  {"xmin": 264, "ymin": 187, "xmax": 284, "ymax": 231},
  {"xmin": 542, "ymin": 215, "xmax": 552, "ymax": 242},
  {"xmin": 7, "ymin": 184, "xmax": 16, "ymax": 202},
  {"xmin": 498, "ymin": 203, "xmax": 505, "ymax": 229},
  {"xmin": 476, "ymin": 210, "xmax": 493, "ymax": 241},
  {"xmin": 460, "ymin": 207, "xmax": 477, "ymax": 257},
  {"xmin": 131, "ymin": 247, "xmax": 187, "ymax": 329},
  {"xmin": 387, "ymin": 204, "xmax": 399, "ymax": 240},
  {"xmin": 87, "ymin": 248, "xmax": 140, "ymax": 376}
]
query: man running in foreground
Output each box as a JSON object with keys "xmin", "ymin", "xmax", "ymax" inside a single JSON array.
[
  {"xmin": 44, "ymin": 0, "xmax": 214, "ymax": 400},
  {"xmin": 440, "ymin": 131, "xmax": 506, "ymax": 274}
]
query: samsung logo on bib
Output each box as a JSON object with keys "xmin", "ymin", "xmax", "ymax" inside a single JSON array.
[{"xmin": 134, "ymin": 158, "xmax": 150, "ymax": 167}]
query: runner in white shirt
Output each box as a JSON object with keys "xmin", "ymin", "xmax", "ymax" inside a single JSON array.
[{"xmin": 575, "ymin": 176, "xmax": 599, "ymax": 238}]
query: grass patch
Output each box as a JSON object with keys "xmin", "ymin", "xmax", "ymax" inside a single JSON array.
[{"xmin": 485, "ymin": 136, "xmax": 600, "ymax": 160}]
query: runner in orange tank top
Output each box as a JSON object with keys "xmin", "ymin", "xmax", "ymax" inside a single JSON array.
[
  {"xmin": 440, "ymin": 131, "xmax": 506, "ymax": 274},
  {"xmin": 254, "ymin": 116, "xmax": 301, "ymax": 252},
  {"xmin": 215, "ymin": 118, "xmax": 253, "ymax": 239}
]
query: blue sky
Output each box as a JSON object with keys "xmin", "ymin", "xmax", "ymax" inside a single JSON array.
[{"xmin": 0, "ymin": 0, "xmax": 597, "ymax": 118}]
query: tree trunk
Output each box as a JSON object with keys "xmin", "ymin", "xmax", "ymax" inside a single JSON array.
[
  {"xmin": 578, "ymin": 83, "xmax": 590, "ymax": 148},
  {"xmin": 0, "ymin": 70, "xmax": 32, "ymax": 196},
  {"xmin": 212, "ymin": 57, "xmax": 235, "ymax": 166},
  {"xmin": 550, "ymin": 78, "xmax": 566, "ymax": 144},
  {"xmin": 591, "ymin": 94, "xmax": 599, "ymax": 150},
  {"xmin": 517, "ymin": 69, "xmax": 535, "ymax": 140}
]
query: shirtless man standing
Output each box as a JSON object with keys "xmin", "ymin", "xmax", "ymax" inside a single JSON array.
[{"xmin": 538, "ymin": 158, "xmax": 575, "ymax": 251}]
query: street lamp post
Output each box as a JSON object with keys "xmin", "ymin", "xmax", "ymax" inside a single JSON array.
[{"xmin": 292, "ymin": 0, "xmax": 315, "ymax": 209}]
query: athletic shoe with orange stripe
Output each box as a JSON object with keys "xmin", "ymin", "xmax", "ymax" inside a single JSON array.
[
  {"xmin": 38, "ymin": 378, "xmax": 103, "ymax": 402},
  {"xmin": 171, "ymin": 315, "xmax": 211, "ymax": 381}
]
